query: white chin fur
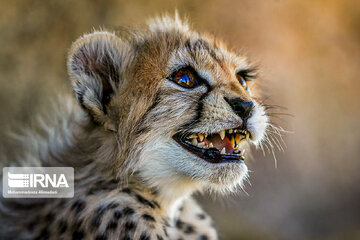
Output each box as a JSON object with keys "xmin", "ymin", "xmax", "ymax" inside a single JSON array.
[{"xmin": 138, "ymin": 137, "xmax": 249, "ymax": 197}]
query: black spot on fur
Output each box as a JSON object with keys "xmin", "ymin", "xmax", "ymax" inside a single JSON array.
[
  {"xmin": 152, "ymin": 200, "xmax": 161, "ymax": 208},
  {"xmin": 106, "ymin": 219, "xmax": 118, "ymax": 231},
  {"xmin": 58, "ymin": 220, "xmax": 68, "ymax": 234},
  {"xmin": 197, "ymin": 213, "xmax": 206, "ymax": 220},
  {"xmin": 72, "ymin": 229, "xmax": 84, "ymax": 240},
  {"xmin": 163, "ymin": 226, "xmax": 168, "ymax": 237},
  {"xmin": 113, "ymin": 210, "xmax": 123, "ymax": 219},
  {"xmin": 140, "ymin": 232, "xmax": 150, "ymax": 240},
  {"xmin": 123, "ymin": 207, "xmax": 135, "ymax": 216},
  {"xmin": 92, "ymin": 205, "xmax": 107, "ymax": 227},
  {"xmin": 27, "ymin": 219, "xmax": 37, "ymax": 232},
  {"xmin": 71, "ymin": 199, "xmax": 86, "ymax": 213},
  {"xmin": 199, "ymin": 235, "xmax": 209, "ymax": 240},
  {"xmin": 121, "ymin": 188, "xmax": 132, "ymax": 194},
  {"xmin": 135, "ymin": 194, "xmax": 155, "ymax": 208},
  {"xmin": 142, "ymin": 213, "xmax": 156, "ymax": 222},
  {"xmin": 176, "ymin": 219, "xmax": 184, "ymax": 229},
  {"xmin": 124, "ymin": 221, "xmax": 136, "ymax": 231},
  {"xmin": 45, "ymin": 212, "xmax": 55, "ymax": 222},
  {"xmin": 121, "ymin": 234, "xmax": 131, "ymax": 240},
  {"xmin": 184, "ymin": 224, "xmax": 195, "ymax": 234},
  {"xmin": 95, "ymin": 234, "xmax": 108, "ymax": 240},
  {"xmin": 34, "ymin": 227, "xmax": 49, "ymax": 240},
  {"xmin": 106, "ymin": 201, "xmax": 119, "ymax": 209}
]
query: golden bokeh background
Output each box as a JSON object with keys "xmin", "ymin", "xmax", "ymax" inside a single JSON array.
[{"xmin": 1, "ymin": 0, "xmax": 359, "ymax": 239}]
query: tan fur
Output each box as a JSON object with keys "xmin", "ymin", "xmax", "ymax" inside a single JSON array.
[{"xmin": 0, "ymin": 14, "xmax": 269, "ymax": 239}]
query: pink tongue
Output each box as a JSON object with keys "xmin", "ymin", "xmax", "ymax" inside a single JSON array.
[{"xmin": 208, "ymin": 135, "xmax": 234, "ymax": 153}]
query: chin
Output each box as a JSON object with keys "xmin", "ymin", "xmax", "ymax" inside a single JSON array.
[{"xmin": 138, "ymin": 134, "xmax": 250, "ymax": 195}]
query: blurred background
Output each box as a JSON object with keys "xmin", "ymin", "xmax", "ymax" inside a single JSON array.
[{"xmin": 0, "ymin": 0, "xmax": 359, "ymax": 239}]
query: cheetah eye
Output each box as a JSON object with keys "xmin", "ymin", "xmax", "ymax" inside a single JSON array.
[
  {"xmin": 169, "ymin": 68, "xmax": 199, "ymax": 89},
  {"xmin": 236, "ymin": 73, "xmax": 248, "ymax": 91},
  {"xmin": 236, "ymin": 69, "xmax": 255, "ymax": 92}
]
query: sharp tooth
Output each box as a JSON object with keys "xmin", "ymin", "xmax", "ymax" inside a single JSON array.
[
  {"xmin": 228, "ymin": 129, "xmax": 233, "ymax": 133},
  {"xmin": 219, "ymin": 130, "xmax": 225, "ymax": 140},
  {"xmin": 188, "ymin": 134, "xmax": 197, "ymax": 139},
  {"xmin": 235, "ymin": 134, "xmax": 241, "ymax": 144},
  {"xmin": 220, "ymin": 147, "xmax": 226, "ymax": 154},
  {"xmin": 204, "ymin": 133, "xmax": 208, "ymax": 138},
  {"xmin": 230, "ymin": 135, "xmax": 234, "ymax": 147},
  {"xmin": 198, "ymin": 134, "xmax": 204, "ymax": 142},
  {"xmin": 209, "ymin": 142, "xmax": 214, "ymax": 148},
  {"xmin": 198, "ymin": 142, "xmax": 206, "ymax": 148},
  {"xmin": 191, "ymin": 138, "xmax": 198, "ymax": 146}
]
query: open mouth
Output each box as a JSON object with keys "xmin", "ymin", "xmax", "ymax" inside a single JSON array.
[{"xmin": 174, "ymin": 128, "xmax": 250, "ymax": 164}]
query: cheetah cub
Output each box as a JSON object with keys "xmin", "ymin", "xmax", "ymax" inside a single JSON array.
[{"xmin": 0, "ymin": 15, "xmax": 269, "ymax": 240}]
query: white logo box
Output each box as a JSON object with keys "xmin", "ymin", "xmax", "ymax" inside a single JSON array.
[{"xmin": 2, "ymin": 167, "xmax": 74, "ymax": 198}]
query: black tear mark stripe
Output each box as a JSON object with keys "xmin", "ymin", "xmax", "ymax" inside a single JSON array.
[
  {"xmin": 179, "ymin": 88, "xmax": 210, "ymax": 133},
  {"xmin": 135, "ymin": 92, "xmax": 161, "ymax": 136}
]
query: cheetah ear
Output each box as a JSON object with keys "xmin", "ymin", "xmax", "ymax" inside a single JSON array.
[{"xmin": 67, "ymin": 31, "xmax": 130, "ymax": 131}]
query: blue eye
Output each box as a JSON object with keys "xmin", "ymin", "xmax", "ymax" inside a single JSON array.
[{"xmin": 170, "ymin": 69, "xmax": 198, "ymax": 88}]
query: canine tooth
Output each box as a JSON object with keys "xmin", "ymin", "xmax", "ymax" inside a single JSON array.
[
  {"xmin": 219, "ymin": 130, "xmax": 225, "ymax": 140},
  {"xmin": 209, "ymin": 142, "xmax": 214, "ymax": 148},
  {"xmin": 235, "ymin": 134, "xmax": 241, "ymax": 144},
  {"xmin": 198, "ymin": 134, "xmax": 204, "ymax": 142},
  {"xmin": 220, "ymin": 147, "xmax": 226, "ymax": 154},
  {"xmin": 191, "ymin": 138, "xmax": 198, "ymax": 146},
  {"xmin": 204, "ymin": 133, "xmax": 208, "ymax": 138},
  {"xmin": 228, "ymin": 129, "xmax": 233, "ymax": 133}
]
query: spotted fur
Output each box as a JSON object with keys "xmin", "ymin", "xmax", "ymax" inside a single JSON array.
[{"xmin": 0, "ymin": 14, "xmax": 268, "ymax": 239}]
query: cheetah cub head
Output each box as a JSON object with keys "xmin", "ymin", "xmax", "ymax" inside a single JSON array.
[{"xmin": 68, "ymin": 15, "xmax": 268, "ymax": 201}]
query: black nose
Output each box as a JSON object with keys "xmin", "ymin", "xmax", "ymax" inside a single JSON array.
[{"xmin": 225, "ymin": 98, "xmax": 255, "ymax": 120}]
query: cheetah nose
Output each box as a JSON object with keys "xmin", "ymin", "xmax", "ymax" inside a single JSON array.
[{"xmin": 225, "ymin": 98, "xmax": 255, "ymax": 120}]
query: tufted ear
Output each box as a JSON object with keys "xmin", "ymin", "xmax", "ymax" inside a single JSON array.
[{"xmin": 67, "ymin": 31, "xmax": 130, "ymax": 131}]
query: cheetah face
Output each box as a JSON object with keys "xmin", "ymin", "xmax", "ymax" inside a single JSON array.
[
  {"xmin": 136, "ymin": 37, "xmax": 269, "ymax": 192},
  {"xmin": 67, "ymin": 16, "xmax": 269, "ymax": 193}
]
